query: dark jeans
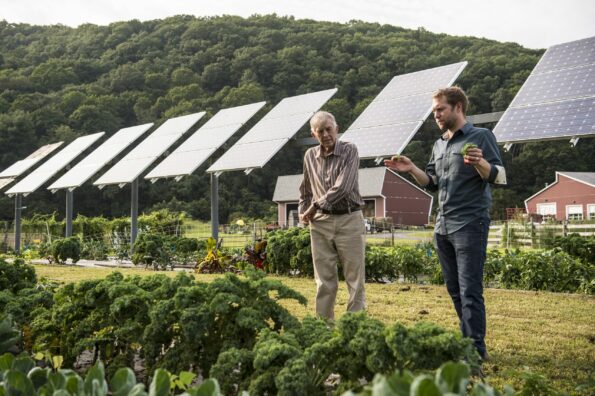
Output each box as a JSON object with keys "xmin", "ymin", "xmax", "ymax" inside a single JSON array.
[{"xmin": 434, "ymin": 218, "xmax": 489, "ymax": 357}]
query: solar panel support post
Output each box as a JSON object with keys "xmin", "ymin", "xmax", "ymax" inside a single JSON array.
[
  {"xmin": 14, "ymin": 194, "xmax": 21, "ymax": 254},
  {"xmin": 210, "ymin": 173, "xmax": 219, "ymax": 241},
  {"xmin": 130, "ymin": 178, "xmax": 139, "ymax": 254},
  {"xmin": 65, "ymin": 190, "xmax": 73, "ymax": 237}
]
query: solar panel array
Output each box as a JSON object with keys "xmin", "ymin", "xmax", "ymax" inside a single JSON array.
[
  {"xmin": 0, "ymin": 142, "xmax": 63, "ymax": 179},
  {"xmin": 208, "ymin": 89, "xmax": 337, "ymax": 173},
  {"xmin": 6, "ymin": 133, "xmax": 104, "ymax": 196},
  {"xmin": 340, "ymin": 62, "xmax": 468, "ymax": 159},
  {"xmin": 48, "ymin": 123, "xmax": 153, "ymax": 191},
  {"xmin": 494, "ymin": 36, "xmax": 595, "ymax": 143},
  {"xmin": 94, "ymin": 113, "xmax": 204, "ymax": 187},
  {"xmin": 145, "ymin": 102, "xmax": 266, "ymax": 181}
]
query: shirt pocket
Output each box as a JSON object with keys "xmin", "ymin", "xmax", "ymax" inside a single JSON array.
[{"xmin": 451, "ymin": 152, "xmax": 475, "ymax": 175}]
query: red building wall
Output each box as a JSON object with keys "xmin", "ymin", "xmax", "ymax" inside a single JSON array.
[
  {"xmin": 382, "ymin": 171, "xmax": 432, "ymax": 226},
  {"xmin": 526, "ymin": 174, "xmax": 595, "ymax": 220}
]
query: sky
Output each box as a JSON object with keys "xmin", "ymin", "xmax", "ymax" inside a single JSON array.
[{"xmin": 1, "ymin": 0, "xmax": 594, "ymax": 49}]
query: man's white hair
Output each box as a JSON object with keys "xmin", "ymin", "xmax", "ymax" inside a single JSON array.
[{"xmin": 310, "ymin": 111, "xmax": 337, "ymax": 129}]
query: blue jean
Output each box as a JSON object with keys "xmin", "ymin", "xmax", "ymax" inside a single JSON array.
[{"xmin": 434, "ymin": 218, "xmax": 489, "ymax": 357}]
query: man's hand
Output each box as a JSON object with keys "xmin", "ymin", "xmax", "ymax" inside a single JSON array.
[
  {"xmin": 384, "ymin": 155, "xmax": 414, "ymax": 173},
  {"xmin": 463, "ymin": 147, "xmax": 483, "ymax": 166},
  {"xmin": 300, "ymin": 203, "xmax": 317, "ymax": 225}
]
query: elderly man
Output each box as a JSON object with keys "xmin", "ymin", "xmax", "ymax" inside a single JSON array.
[
  {"xmin": 384, "ymin": 87, "xmax": 506, "ymax": 361},
  {"xmin": 299, "ymin": 111, "xmax": 366, "ymax": 320}
]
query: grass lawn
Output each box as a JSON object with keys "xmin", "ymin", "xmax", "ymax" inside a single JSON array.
[{"xmin": 34, "ymin": 264, "xmax": 594, "ymax": 394}]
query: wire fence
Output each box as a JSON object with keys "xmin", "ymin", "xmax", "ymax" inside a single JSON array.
[{"xmin": 0, "ymin": 220, "xmax": 436, "ymax": 256}]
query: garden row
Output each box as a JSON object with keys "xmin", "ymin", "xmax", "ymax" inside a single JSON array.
[
  {"xmin": 266, "ymin": 228, "xmax": 595, "ymax": 294},
  {"xmin": 9, "ymin": 221, "xmax": 594, "ymax": 294},
  {"xmin": 0, "ymin": 259, "xmax": 553, "ymax": 395}
]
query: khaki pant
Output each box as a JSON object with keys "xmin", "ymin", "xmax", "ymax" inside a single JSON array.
[{"xmin": 309, "ymin": 210, "xmax": 366, "ymax": 319}]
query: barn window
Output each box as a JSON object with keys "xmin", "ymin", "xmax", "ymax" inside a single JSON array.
[
  {"xmin": 566, "ymin": 205, "xmax": 583, "ymax": 221},
  {"xmin": 587, "ymin": 204, "xmax": 595, "ymax": 220},
  {"xmin": 536, "ymin": 203, "xmax": 556, "ymax": 220}
]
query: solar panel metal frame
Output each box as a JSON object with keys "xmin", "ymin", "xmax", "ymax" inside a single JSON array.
[
  {"xmin": 0, "ymin": 142, "xmax": 63, "ymax": 178},
  {"xmin": 145, "ymin": 101, "xmax": 266, "ymax": 181},
  {"xmin": 5, "ymin": 133, "xmax": 105, "ymax": 196},
  {"xmin": 494, "ymin": 36, "xmax": 595, "ymax": 144},
  {"xmin": 207, "ymin": 88, "xmax": 338, "ymax": 174},
  {"xmin": 340, "ymin": 62, "xmax": 468, "ymax": 160},
  {"xmin": 48, "ymin": 123, "xmax": 154, "ymax": 192},
  {"xmin": 94, "ymin": 112, "xmax": 205, "ymax": 187}
]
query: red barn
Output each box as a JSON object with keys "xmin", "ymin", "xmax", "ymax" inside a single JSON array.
[
  {"xmin": 525, "ymin": 172, "xmax": 595, "ymax": 221},
  {"xmin": 272, "ymin": 167, "xmax": 433, "ymax": 227}
]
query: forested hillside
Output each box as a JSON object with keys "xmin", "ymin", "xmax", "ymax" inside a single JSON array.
[{"xmin": 1, "ymin": 15, "xmax": 593, "ymax": 222}]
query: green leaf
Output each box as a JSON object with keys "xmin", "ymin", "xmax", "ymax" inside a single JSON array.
[
  {"xmin": 149, "ymin": 369, "xmax": 171, "ymax": 396},
  {"xmin": 410, "ymin": 375, "xmax": 441, "ymax": 396},
  {"xmin": 65, "ymin": 372, "xmax": 85, "ymax": 395},
  {"xmin": 371, "ymin": 374, "xmax": 399, "ymax": 396},
  {"xmin": 28, "ymin": 366, "xmax": 50, "ymax": 390},
  {"xmin": 48, "ymin": 370, "xmax": 67, "ymax": 391},
  {"xmin": 92, "ymin": 377, "xmax": 109, "ymax": 396},
  {"xmin": 127, "ymin": 383, "xmax": 148, "ymax": 396},
  {"xmin": 0, "ymin": 353, "xmax": 14, "ymax": 371},
  {"xmin": 84, "ymin": 361, "xmax": 108, "ymax": 395},
  {"xmin": 110, "ymin": 367, "xmax": 137, "ymax": 396},
  {"xmin": 4, "ymin": 369, "xmax": 36, "ymax": 395},
  {"xmin": 179, "ymin": 371, "xmax": 196, "ymax": 387},
  {"xmin": 12, "ymin": 355, "xmax": 35, "ymax": 375},
  {"xmin": 385, "ymin": 371, "xmax": 413, "ymax": 395},
  {"xmin": 435, "ymin": 362, "xmax": 470, "ymax": 392},
  {"xmin": 185, "ymin": 379, "xmax": 221, "ymax": 396}
]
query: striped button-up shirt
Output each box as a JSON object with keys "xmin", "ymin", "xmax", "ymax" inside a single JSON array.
[{"xmin": 299, "ymin": 140, "xmax": 364, "ymax": 214}]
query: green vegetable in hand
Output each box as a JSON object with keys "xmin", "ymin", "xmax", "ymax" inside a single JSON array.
[{"xmin": 460, "ymin": 143, "xmax": 478, "ymax": 164}]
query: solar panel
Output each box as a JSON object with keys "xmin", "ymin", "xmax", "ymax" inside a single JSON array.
[
  {"xmin": 533, "ymin": 36, "xmax": 595, "ymax": 73},
  {"xmin": 208, "ymin": 89, "xmax": 337, "ymax": 173},
  {"xmin": 0, "ymin": 178, "xmax": 15, "ymax": 190},
  {"xmin": 5, "ymin": 133, "xmax": 104, "ymax": 196},
  {"xmin": 145, "ymin": 102, "xmax": 265, "ymax": 180},
  {"xmin": 494, "ymin": 97, "xmax": 595, "ymax": 141},
  {"xmin": 48, "ymin": 123, "xmax": 153, "ymax": 191},
  {"xmin": 0, "ymin": 142, "xmax": 63, "ymax": 178},
  {"xmin": 340, "ymin": 62, "xmax": 467, "ymax": 159},
  {"xmin": 494, "ymin": 36, "xmax": 595, "ymax": 143},
  {"xmin": 94, "ymin": 112, "xmax": 204, "ymax": 187},
  {"xmin": 511, "ymin": 64, "xmax": 595, "ymax": 107}
]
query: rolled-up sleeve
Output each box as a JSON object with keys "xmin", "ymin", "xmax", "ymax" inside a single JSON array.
[{"xmin": 482, "ymin": 131, "xmax": 506, "ymax": 185}]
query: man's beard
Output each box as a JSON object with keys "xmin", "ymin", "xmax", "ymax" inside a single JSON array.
[{"xmin": 439, "ymin": 116, "xmax": 457, "ymax": 132}]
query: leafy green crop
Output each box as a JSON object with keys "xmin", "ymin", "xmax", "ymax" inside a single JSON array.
[{"xmin": 0, "ymin": 353, "xmax": 223, "ymax": 396}]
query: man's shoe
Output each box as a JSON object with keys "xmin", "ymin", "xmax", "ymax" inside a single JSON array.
[{"xmin": 479, "ymin": 351, "xmax": 491, "ymax": 363}]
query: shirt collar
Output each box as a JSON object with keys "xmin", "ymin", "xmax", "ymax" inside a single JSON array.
[
  {"xmin": 440, "ymin": 122, "xmax": 474, "ymax": 140},
  {"xmin": 315, "ymin": 139, "xmax": 343, "ymax": 158}
]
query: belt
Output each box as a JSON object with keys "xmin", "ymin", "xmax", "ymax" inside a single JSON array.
[{"xmin": 319, "ymin": 207, "xmax": 362, "ymax": 215}]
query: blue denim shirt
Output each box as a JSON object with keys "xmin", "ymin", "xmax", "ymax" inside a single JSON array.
[{"xmin": 425, "ymin": 123, "xmax": 504, "ymax": 235}]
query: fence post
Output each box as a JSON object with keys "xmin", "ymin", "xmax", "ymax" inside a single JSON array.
[{"xmin": 391, "ymin": 226, "xmax": 395, "ymax": 247}]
